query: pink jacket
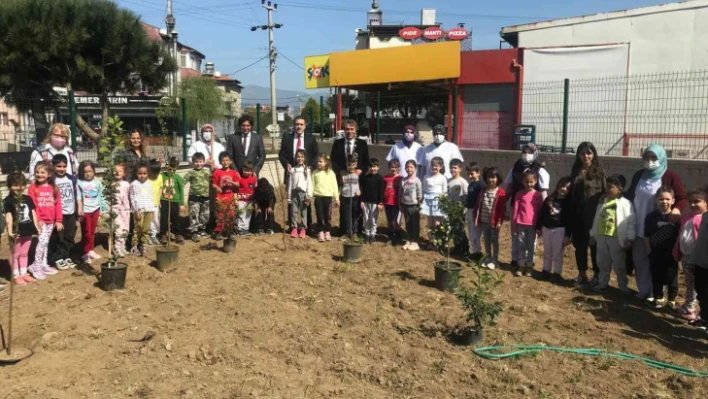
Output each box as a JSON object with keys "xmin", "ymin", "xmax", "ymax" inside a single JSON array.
[
  {"xmin": 28, "ymin": 183, "xmax": 62, "ymax": 224},
  {"xmin": 513, "ymin": 190, "xmax": 544, "ymax": 227},
  {"xmin": 673, "ymin": 213, "xmax": 703, "ymax": 260}
]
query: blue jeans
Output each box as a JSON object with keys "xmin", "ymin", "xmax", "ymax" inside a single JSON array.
[{"xmin": 480, "ymin": 222, "xmax": 499, "ymax": 263}]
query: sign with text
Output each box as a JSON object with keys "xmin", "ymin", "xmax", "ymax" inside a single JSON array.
[
  {"xmin": 422, "ymin": 27, "xmax": 445, "ymax": 40},
  {"xmin": 399, "ymin": 27, "xmax": 421, "ymax": 40},
  {"xmin": 304, "ymin": 54, "xmax": 330, "ymax": 89},
  {"xmin": 397, "ymin": 26, "xmax": 469, "ymax": 41}
]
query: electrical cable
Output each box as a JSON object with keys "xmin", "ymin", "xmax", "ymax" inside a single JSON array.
[
  {"xmin": 225, "ymin": 55, "xmax": 269, "ymax": 76},
  {"xmin": 278, "ymin": 52, "xmax": 304, "ymax": 71},
  {"xmin": 473, "ymin": 346, "xmax": 708, "ymax": 378}
]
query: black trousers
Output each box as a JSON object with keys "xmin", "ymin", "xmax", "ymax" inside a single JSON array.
[
  {"xmin": 340, "ymin": 196, "xmax": 360, "ymax": 235},
  {"xmin": 402, "ymin": 204, "xmax": 421, "ymax": 242},
  {"xmin": 650, "ymin": 252, "xmax": 679, "ymax": 300},
  {"xmin": 695, "ymin": 267, "xmax": 708, "ymax": 320},
  {"xmin": 314, "ymin": 196, "xmax": 333, "ymax": 233},
  {"xmin": 49, "ymin": 213, "xmax": 77, "ymax": 263},
  {"xmin": 253, "ymin": 202, "xmax": 275, "ymax": 232},
  {"xmin": 572, "ymin": 228, "xmax": 599, "ymax": 275},
  {"xmin": 160, "ymin": 200, "xmax": 184, "ymax": 236}
]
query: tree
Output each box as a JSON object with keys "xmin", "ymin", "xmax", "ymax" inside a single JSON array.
[
  {"xmin": 0, "ymin": 0, "xmax": 178, "ymax": 142},
  {"xmin": 179, "ymin": 77, "xmax": 225, "ymax": 128},
  {"xmin": 301, "ymin": 98, "xmax": 320, "ymax": 124}
]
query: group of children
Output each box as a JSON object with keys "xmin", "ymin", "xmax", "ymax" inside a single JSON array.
[{"xmin": 1, "ymin": 150, "xmax": 278, "ymax": 286}]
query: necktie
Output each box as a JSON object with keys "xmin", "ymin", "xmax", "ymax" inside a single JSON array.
[
  {"xmin": 347, "ymin": 141, "xmax": 352, "ymax": 156},
  {"xmin": 242, "ymin": 134, "xmax": 247, "ymax": 153},
  {"xmin": 296, "ymin": 135, "xmax": 302, "ymax": 152}
]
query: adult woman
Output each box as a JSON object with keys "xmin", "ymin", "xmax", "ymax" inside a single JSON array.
[
  {"xmin": 121, "ymin": 129, "xmax": 149, "ymax": 181},
  {"xmin": 385, "ymin": 125, "xmax": 422, "ymax": 176},
  {"xmin": 625, "ymin": 144, "xmax": 687, "ymax": 301},
  {"xmin": 503, "ymin": 143, "xmax": 550, "ymax": 267},
  {"xmin": 28, "ymin": 123, "xmax": 78, "ymax": 180},
  {"xmin": 566, "ymin": 142, "xmax": 606, "ymax": 285},
  {"xmin": 416, "ymin": 124, "xmax": 463, "ymax": 179}
]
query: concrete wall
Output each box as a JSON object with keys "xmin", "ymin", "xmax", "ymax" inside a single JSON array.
[{"xmin": 319, "ymin": 142, "xmax": 708, "ymax": 191}]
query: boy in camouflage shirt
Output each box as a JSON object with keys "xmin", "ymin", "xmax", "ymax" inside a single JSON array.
[{"xmin": 186, "ymin": 152, "xmax": 212, "ymax": 241}]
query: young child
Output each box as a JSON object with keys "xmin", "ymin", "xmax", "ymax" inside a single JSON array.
[
  {"xmin": 359, "ymin": 158, "xmax": 385, "ymax": 244},
  {"xmin": 465, "ymin": 162, "xmax": 485, "ymax": 260},
  {"xmin": 253, "ymin": 177, "xmax": 276, "ymax": 235},
  {"xmin": 448, "ymin": 158, "xmax": 469, "ymax": 255},
  {"xmin": 129, "ymin": 163, "xmax": 155, "ymax": 256},
  {"xmin": 537, "ymin": 177, "xmax": 572, "ymax": 281},
  {"xmin": 147, "ymin": 159, "xmax": 163, "ymax": 245},
  {"xmin": 473, "ymin": 167, "xmax": 507, "ymax": 269},
  {"xmin": 685, "ymin": 189, "xmax": 708, "ymax": 330},
  {"xmin": 383, "ymin": 159, "xmax": 403, "ymax": 245},
  {"xmin": 159, "ymin": 157, "xmax": 186, "ymax": 245},
  {"xmin": 673, "ymin": 188, "xmax": 708, "ymax": 319},
  {"xmin": 421, "ymin": 157, "xmax": 448, "ymax": 250},
  {"xmin": 4, "ymin": 172, "xmax": 39, "ymax": 285},
  {"xmin": 28, "ymin": 161, "xmax": 62, "ymax": 279},
  {"xmin": 287, "ymin": 149, "xmax": 313, "ymax": 239},
  {"xmin": 312, "ymin": 154, "xmax": 339, "ymax": 241},
  {"xmin": 645, "ymin": 186, "xmax": 680, "ymax": 308},
  {"xmin": 340, "ymin": 154, "xmax": 361, "ymax": 238},
  {"xmin": 212, "ymin": 152, "xmax": 240, "ymax": 240},
  {"xmin": 512, "ymin": 171, "xmax": 545, "ymax": 277},
  {"xmin": 77, "ymin": 160, "xmax": 106, "ymax": 263},
  {"xmin": 113, "ymin": 164, "xmax": 131, "ymax": 257},
  {"xmin": 185, "ymin": 152, "xmax": 211, "ymax": 242},
  {"xmin": 589, "ymin": 175, "xmax": 635, "ymax": 293},
  {"xmin": 49, "ymin": 154, "xmax": 78, "ymax": 269},
  {"xmin": 237, "ymin": 162, "xmax": 257, "ymax": 236},
  {"xmin": 400, "ymin": 160, "xmax": 423, "ymax": 251}
]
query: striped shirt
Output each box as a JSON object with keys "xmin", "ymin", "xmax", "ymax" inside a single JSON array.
[
  {"xmin": 130, "ymin": 180, "xmax": 155, "ymax": 212},
  {"xmin": 480, "ymin": 188, "xmax": 498, "ymax": 224}
]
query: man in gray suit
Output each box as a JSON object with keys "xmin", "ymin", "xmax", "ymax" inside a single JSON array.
[{"xmin": 227, "ymin": 114, "xmax": 266, "ymax": 175}]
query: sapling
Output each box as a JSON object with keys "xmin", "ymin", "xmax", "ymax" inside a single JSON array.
[
  {"xmin": 455, "ymin": 259, "xmax": 504, "ymax": 333},
  {"xmin": 429, "ymin": 194, "xmax": 467, "ymax": 269},
  {"xmin": 99, "ymin": 116, "xmax": 125, "ymax": 267}
]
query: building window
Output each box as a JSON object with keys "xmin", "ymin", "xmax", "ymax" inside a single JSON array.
[
  {"xmin": 180, "ymin": 54, "xmax": 187, "ymax": 68},
  {"xmin": 0, "ymin": 113, "xmax": 8, "ymax": 126},
  {"xmin": 196, "ymin": 60, "xmax": 201, "ymax": 72}
]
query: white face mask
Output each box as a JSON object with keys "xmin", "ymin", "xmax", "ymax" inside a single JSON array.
[
  {"xmin": 202, "ymin": 132, "xmax": 212, "ymax": 142},
  {"xmin": 404, "ymin": 133, "xmax": 415, "ymax": 142},
  {"xmin": 521, "ymin": 153, "xmax": 535, "ymax": 164},
  {"xmin": 644, "ymin": 160, "xmax": 660, "ymax": 170},
  {"xmin": 433, "ymin": 134, "xmax": 445, "ymax": 144}
]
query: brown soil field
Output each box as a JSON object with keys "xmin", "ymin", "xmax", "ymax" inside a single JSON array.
[{"xmin": 0, "ymin": 204, "xmax": 707, "ymax": 399}]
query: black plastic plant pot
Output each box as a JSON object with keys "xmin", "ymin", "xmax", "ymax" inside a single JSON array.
[
  {"xmin": 223, "ymin": 238, "xmax": 237, "ymax": 253},
  {"xmin": 100, "ymin": 262, "xmax": 128, "ymax": 291},
  {"xmin": 462, "ymin": 328, "xmax": 484, "ymax": 347},
  {"xmin": 342, "ymin": 241, "xmax": 363, "ymax": 263},
  {"xmin": 155, "ymin": 246, "xmax": 180, "ymax": 271},
  {"xmin": 433, "ymin": 261, "xmax": 463, "ymax": 292}
]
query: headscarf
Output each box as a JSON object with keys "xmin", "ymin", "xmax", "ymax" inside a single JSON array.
[
  {"xmin": 642, "ymin": 144, "xmax": 668, "ymax": 180},
  {"xmin": 432, "ymin": 124, "xmax": 446, "ymax": 136},
  {"xmin": 404, "ymin": 125, "xmax": 416, "ymax": 134},
  {"xmin": 403, "ymin": 125, "xmax": 416, "ymax": 142},
  {"xmin": 519, "ymin": 143, "xmax": 539, "ymax": 167},
  {"xmin": 201, "ymin": 123, "xmax": 214, "ymax": 133},
  {"xmin": 510, "ymin": 143, "xmax": 542, "ymax": 199}
]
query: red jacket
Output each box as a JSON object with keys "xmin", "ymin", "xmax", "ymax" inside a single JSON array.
[{"xmin": 474, "ymin": 187, "xmax": 508, "ymax": 227}]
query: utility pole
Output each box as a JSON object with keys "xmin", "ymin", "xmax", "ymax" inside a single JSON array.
[
  {"xmin": 165, "ymin": 0, "xmax": 177, "ymax": 96},
  {"xmin": 251, "ymin": 1, "xmax": 282, "ymax": 136}
]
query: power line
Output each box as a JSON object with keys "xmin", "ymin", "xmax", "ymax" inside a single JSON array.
[
  {"xmin": 278, "ymin": 52, "xmax": 304, "ymax": 71},
  {"xmin": 225, "ymin": 55, "xmax": 269, "ymax": 76},
  {"xmin": 117, "ymin": 0, "xmax": 253, "ymax": 28}
]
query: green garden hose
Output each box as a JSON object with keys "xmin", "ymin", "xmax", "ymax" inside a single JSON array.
[{"xmin": 473, "ymin": 345, "xmax": 708, "ymax": 377}]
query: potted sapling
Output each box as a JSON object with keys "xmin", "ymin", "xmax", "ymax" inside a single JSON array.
[
  {"xmin": 155, "ymin": 157, "xmax": 181, "ymax": 271},
  {"xmin": 454, "ymin": 261, "xmax": 504, "ymax": 346},
  {"xmin": 429, "ymin": 194, "xmax": 466, "ymax": 292},
  {"xmin": 98, "ymin": 116, "xmax": 128, "ymax": 291},
  {"xmin": 216, "ymin": 194, "xmax": 244, "ymax": 253}
]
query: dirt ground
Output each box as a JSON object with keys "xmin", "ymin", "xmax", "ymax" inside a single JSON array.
[{"xmin": 0, "ymin": 202, "xmax": 707, "ymax": 399}]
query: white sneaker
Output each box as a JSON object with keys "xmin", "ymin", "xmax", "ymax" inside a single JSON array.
[
  {"xmin": 41, "ymin": 265, "xmax": 58, "ymax": 275},
  {"xmin": 88, "ymin": 251, "xmax": 102, "ymax": 260},
  {"xmin": 402, "ymin": 242, "xmax": 411, "ymax": 250},
  {"xmin": 486, "ymin": 261, "xmax": 496, "ymax": 270},
  {"xmin": 408, "ymin": 243, "xmax": 420, "ymax": 251},
  {"xmin": 81, "ymin": 254, "xmax": 92, "ymax": 264},
  {"xmin": 64, "ymin": 258, "xmax": 77, "ymax": 269},
  {"xmin": 55, "ymin": 260, "xmax": 69, "ymax": 270}
]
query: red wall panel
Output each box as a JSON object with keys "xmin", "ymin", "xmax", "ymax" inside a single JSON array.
[{"xmin": 459, "ymin": 49, "xmax": 520, "ymax": 85}]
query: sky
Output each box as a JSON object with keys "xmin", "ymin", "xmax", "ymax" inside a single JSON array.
[{"xmin": 116, "ymin": 0, "xmax": 672, "ymax": 102}]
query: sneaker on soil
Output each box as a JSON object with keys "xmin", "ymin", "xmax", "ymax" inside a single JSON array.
[
  {"xmin": 654, "ymin": 298, "xmax": 668, "ymax": 308},
  {"xmin": 514, "ymin": 267, "xmax": 522, "ymax": 277},
  {"xmin": 290, "ymin": 228, "xmax": 298, "ymax": 238},
  {"xmin": 174, "ymin": 235, "xmax": 185, "ymax": 245},
  {"xmin": 668, "ymin": 301, "xmax": 677, "ymax": 309},
  {"xmin": 402, "ymin": 242, "xmax": 411, "ymax": 250},
  {"xmin": 575, "ymin": 273, "xmax": 589, "ymax": 285},
  {"xmin": 324, "ymin": 232, "xmax": 332, "ymax": 241},
  {"xmin": 81, "ymin": 254, "xmax": 92, "ymax": 264},
  {"xmin": 318, "ymin": 232, "xmax": 325, "ymax": 242},
  {"xmin": 191, "ymin": 234, "xmax": 201, "ymax": 243},
  {"xmin": 22, "ymin": 274, "xmax": 36, "ymax": 284},
  {"xmin": 408, "ymin": 243, "xmax": 420, "ymax": 251},
  {"xmin": 256, "ymin": 230, "xmax": 265, "ymax": 235},
  {"xmin": 88, "ymin": 250, "xmax": 102, "ymax": 260},
  {"xmin": 13, "ymin": 277, "xmax": 27, "ymax": 286},
  {"xmin": 139, "ymin": 245, "xmax": 147, "ymax": 257},
  {"xmin": 299, "ymin": 229, "xmax": 306, "ymax": 238},
  {"xmin": 64, "ymin": 258, "xmax": 77, "ymax": 268},
  {"xmin": 266, "ymin": 229, "xmax": 275, "ymax": 236},
  {"xmin": 29, "ymin": 265, "xmax": 46, "ymax": 280},
  {"xmin": 486, "ymin": 261, "xmax": 497, "ymax": 270},
  {"xmin": 589, "ymin": 275, "xmax": 599, "ymax": 286},
  {"xmin": 200, "ymin": 231, "xmax": 211, "ymax": 238},
  {"xmin": 150, "ymin": 237, "xmax": 162, "ymax": 245},
  {"xmin": 541, "ymin": 270, "xmax": 551, "ymax": 280},
  {"xmin": 55, "ymin": 260, "xmax": 68, "ymax": 270},
  {"xmin": 41, "ymin": 265, "xmax": 58, "ymax": 275},
  {"xmin": 551, "ymin": 273, "xmax": 564, "ymax": 284},
  {"xmin": 524, "ymin": 266, "xmax": 533, "ymax": 277},
  {"xmin": 130, "ymin": 246, "xmax": 141, "ymax": 256}
]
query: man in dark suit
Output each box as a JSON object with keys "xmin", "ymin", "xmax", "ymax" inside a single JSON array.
[
  {"xmin": 330, "ymin": 119, "xmax": 369, "ymax": 235},
  {"xmin": 279, "ymin": 116, "xmax": 319, "ymax": 228},
  {"xmin": 227, "ymin": 115, "xmax": 266, "ymax": 175}
]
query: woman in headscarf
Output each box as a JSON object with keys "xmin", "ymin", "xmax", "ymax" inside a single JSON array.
[
  {"xmin": 120, "ymin": 128, "xmax": 149, "ymax": 181},
  {"xmin": 625, "ymin": 144, "xmax": 687, "ymax": 301},
  {"xmin": 503, "ymin": 143, "xmax": 550, "ymax": 268},
  {"xmin": 385, "ymin": 125, "xmax": 423, "ymax": 176},
  {"xmin": 28, "ymin": 123, "xmax": 78, "ymax": 180},
  {"xmin": 566, "ymin": 142, "xmax": 606, "ymax": 285},
  {"xmin": 416, "ymin": 124, "xmax": 463, "ymax": 179}
]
